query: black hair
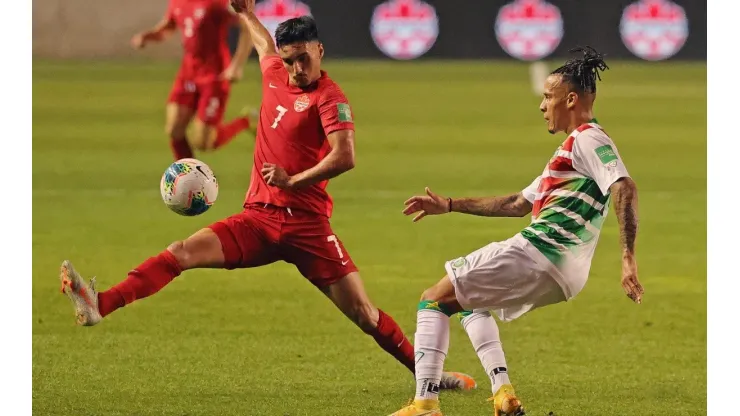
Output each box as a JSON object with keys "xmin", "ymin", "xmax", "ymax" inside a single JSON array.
[
  {"xmin": 274, "ymin": 16, "xmax": 319, "ymax": 48},
  {"xmin": 551, "ymin": 46, "xmax": 609, "ymax": 94}
]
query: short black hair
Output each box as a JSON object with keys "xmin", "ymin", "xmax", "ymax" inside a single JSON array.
[
  {"xmin": 551, "ymin": 46, "xmax": 609, "ymax": 94},
  {"xmin": 274, "ymin": 16, "xmax": 319, "ymax": 48}
]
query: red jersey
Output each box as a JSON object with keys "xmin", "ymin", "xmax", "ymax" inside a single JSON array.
[
  {"xmin": 244, "ymin": 56, "xmax": 356, "ymax": 218},
  {"xmin": 166, "ymin": 0, "xmax": 235, "ymax": 83}
]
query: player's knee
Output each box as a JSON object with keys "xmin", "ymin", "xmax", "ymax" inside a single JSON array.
[
  {"xmin": 166, "ymin": 240, "xmax": 193, "ymax": 269},
  {"xmin": 190, "ymin": 124, "xmax": 213, "ymax": 151},
  {"xmin": 166, "ymin": 123, "xmax": 187, "ymax": 140},
  {"xmin": 418, "ymin": 284, "xmax": 459, "ymax": 316},
  {"xmin": 352, "ymin": 302, "xmax": 379, "ymax": 334},
  {"xmin": 420, "ymin": 287, "xmax": 442, "ymax": 303}
]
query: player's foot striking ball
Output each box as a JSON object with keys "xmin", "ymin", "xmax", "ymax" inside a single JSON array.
[
  {"xmin": 61, "ymin": 0, "xmax": 474, "ymax": 394},
  {"xmin": 130, "ymin": 0, "xmax": 256, "ymax": 160},
  {"xmin": 388, "ymin": 46, "xmax": 644, "ymax": 415}
]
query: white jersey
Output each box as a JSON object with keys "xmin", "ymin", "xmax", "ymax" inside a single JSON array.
[{"xmin": 520, "ymin": 121, "xmax": 630, "ymax": 299}]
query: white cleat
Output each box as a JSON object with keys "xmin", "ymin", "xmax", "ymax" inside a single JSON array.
[{"xmin": 59, "ymin": 260, "xmax": 102, "ymax": 326}]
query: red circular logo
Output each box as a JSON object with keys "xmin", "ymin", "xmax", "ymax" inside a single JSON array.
[
  {"xmin": 370, "ymin": 0, "xmax": 439, "ymax": 60},
  {"xmin": 620, "ymin": 0, "xmax": 689, "ymax": 61},
  {"xmin": 495, "ymin": 0, "xmax": 564, "ymax": 61}
]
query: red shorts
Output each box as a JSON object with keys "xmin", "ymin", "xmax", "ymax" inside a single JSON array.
[
  {"xmin": 167, "ymin": 75, "xmax": 230, "ymax": 126},
  {"xmin": 208, "ymin": 204, "xmax": 359, "ymax": 288}
]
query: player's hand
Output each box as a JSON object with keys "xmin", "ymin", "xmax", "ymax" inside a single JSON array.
[
  {"xmin": 621, "ymin": 255, "xmax": 644, "ymax": 304},
  {"xmin": 261, "ymin": 163, "xmax": 293, "ymax": 189},
  {"xmin": 220, "ymin": 66, "xmax": 243, "ymax": 83},
  {"xmin": 230, "ymin": 0, "xmax": 255, "ymax": 14},
  {"xmin": 403, "ymin": 187, "xmax": 450, "ymax": 222},
  {"xmin": 131, "ymin": 33, "xmax": 147, "ymax": 49}
]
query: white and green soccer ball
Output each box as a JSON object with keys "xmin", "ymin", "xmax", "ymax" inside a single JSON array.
[{"xmin": 160, "ymin": 158, "xmax": 218, "ymax": 216}]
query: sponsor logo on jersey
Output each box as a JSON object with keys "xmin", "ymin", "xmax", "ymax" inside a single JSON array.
[
  {"xmin": 620, "ymin": 0, "xmax": 688, "ymax": 61},
  {"xmin": 370, "ymin": 0, "xmax": 439, "ymax": 60},
  {"xmin": 294, "ymin": 94, "xmax": 310, "ymax": 112},
  {"xmin": 255, "ymin": 0, "xmax": 311, "ymax": 43},
  {"xmin": 193, "ymin": 8, "xmax": 205, "ymax": 19},
  {"xmin": 495, "ymin": 0, "xmax": 564, "ymax": 61}
]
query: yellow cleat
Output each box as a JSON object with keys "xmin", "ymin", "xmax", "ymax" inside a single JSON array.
[
  {"xmin": 488, "ymin": 384, "xmax": 525, "ymax": 416},
  {"xmin": 388, "ymin": 399, "xmax": 443, "ymax": 416}
]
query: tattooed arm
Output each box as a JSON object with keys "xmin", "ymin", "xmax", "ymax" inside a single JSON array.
[
  {"xmin": 449, "ymin": 193, "xmax": 532, "ymax": 218},
  {"xmin": 402, "ymin": 188, "xmax": 532, "ymax": 222},
  {"xmin": 610, "ymin": 177, "xmax": 644, "ymax": 303}
]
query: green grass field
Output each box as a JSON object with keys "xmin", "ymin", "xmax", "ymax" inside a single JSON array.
[{"xmin": 32, "ymin": 59, "xmax": 706, "ymax": 415}]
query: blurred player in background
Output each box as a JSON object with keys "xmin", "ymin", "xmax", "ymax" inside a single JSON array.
[
  {"xmin": 60, "ymin": 0, "xmax": 475, "ymax": 392},
  {"xmin": 131, "ymin": 0, "xmax": 255, "ymax": 160},
  {"xmin": 390, "ymin": 47, "xmax": 644, "ymax": 416}
]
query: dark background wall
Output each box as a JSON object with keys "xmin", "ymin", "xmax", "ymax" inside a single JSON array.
[{"xmin": 34, "ymin": 0, "xmax": 705, "ymax": 61}]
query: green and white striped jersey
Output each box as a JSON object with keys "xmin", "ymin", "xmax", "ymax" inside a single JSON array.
[{"xmin": 520, "ymin": 121, "xmax": 630, "ymax": 298}]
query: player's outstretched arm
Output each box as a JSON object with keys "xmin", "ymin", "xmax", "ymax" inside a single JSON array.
[
  {"xmin": 131, "ymin": 16, "xmax": 176, "ymax": 49},
  {"xmin": 610, "ymin": 177, "xmax": 644, "ymax": 304},
  {"xmin": 402, "ymin": 189, "xmax": 532, "ymax": 222},
  {"xmin": 231, "ymin": 0, "xmax": 278, "ymax": 61}
]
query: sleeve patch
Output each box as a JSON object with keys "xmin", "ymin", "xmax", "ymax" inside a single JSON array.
[
  {"xmin": 595, "ymin": 144, "xmax": 618, "ymax": 167},
  {"xmin": 337, "ymin": 103, "xmax": 353, "ymax": 122}
]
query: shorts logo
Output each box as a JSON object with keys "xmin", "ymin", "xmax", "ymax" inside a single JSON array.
[
  {"xmin": 495, "ymin": 0, "xmax": 564, "ymax": 61},
  {"xmin": 370, "ymin": 0, "xmax": 439, "ymax": 60},
  {"xmin": 255, "ymin": 0, "xmax": 312, "ymax": 45},
  {"xmin": 294, "ymin": 94, "xmax": 310, "ymax": 112},
  {"xmin": 595, "ymin": 145, "xmax": 618, "ymax": 167},
  {"xmin": 451, "ymin": 257, "xmax": 466, "ymax": 268},
  {"xmin": 620, "ymin": 0, "xmax": 689, "ymax": 61}
]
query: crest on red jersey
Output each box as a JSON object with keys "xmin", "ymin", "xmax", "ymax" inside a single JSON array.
[
  {"xmin": 370, "ymin": 0, "xmax": 439, "ymax": 60},
  {"xmin": 495, "ymin": 0, "xmax": 564, "ymax": 61},
  {"xmin": 255, "ymin": 0, "xmax": 312, "ymax": 43},
  {"xmin": 620, "ymin": 0, "xmax": 689, "ymax": 61},
  {"xmin": 294, "ymin": 94, "xmax": 310, "ymax": 112}
]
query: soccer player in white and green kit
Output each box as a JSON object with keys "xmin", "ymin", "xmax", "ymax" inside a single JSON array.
[{"xmin": 389, "ymin": 47, "xmax": 644, "ymax": 416}]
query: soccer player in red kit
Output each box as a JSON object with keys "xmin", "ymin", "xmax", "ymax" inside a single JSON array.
[
  {"xmin": 131, "ymin": 0, "xmax": 255, "ymax": 160},
  {"xmin": 58, "ymin": 0, "xmax": 476, "ymax": 391}
]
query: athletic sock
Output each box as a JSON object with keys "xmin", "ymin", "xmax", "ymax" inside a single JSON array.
[
  {"xmin": 369, "ymin": 309, "xmax": 416, "ymax": 374},
  {"xmin": 97, "ymin": 250, "xmax": 183, "ymax": 317},
  {"xmin": 213, "ymin": 117, "xmax": 250, "ymax": 149},
  {"xmin": 414, "ymin": 301, "xmax": 451, "ymax": 402},
  {"xmin": 170, "ymin": 136, "xmax": 193, "ymax": 160},
  {"xmin": 460, "ymin": 310, "xmax": 511, "ymax": 393}
]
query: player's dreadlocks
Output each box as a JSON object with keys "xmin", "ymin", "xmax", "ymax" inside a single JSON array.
[{"xmin": 551, "ymin": 46, "xmax": 609, "ymax": 94}]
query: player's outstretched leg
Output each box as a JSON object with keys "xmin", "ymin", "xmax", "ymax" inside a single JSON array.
[
  {"xmin": 190, "ymin": 118, "xmax": 253, "ymax": 153},
  {"xmin": 59, "ymin": 228, "xmax": 225, "ymax": 326},
  {"xmin": 458, "ymin": 310, "xmax": 524, "ymax": 416},
  {"xmin": 322, "ymin": 273, "xmax": 475, "ymax": 392}
]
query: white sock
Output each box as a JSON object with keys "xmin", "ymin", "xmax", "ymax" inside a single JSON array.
[
  {"xmin": 461, "ymin": 311, "xmax": 511, "ymax": 394},
  {"xmin": 414, "ymin": 309, "xmax": 449, "ymax": 402}
]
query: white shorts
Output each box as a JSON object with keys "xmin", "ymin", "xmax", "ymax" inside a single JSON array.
[{"xmin": 444, "ymin": 234, "xmax": 566, "ymax": 322}]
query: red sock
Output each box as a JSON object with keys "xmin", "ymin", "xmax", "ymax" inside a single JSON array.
[
  {"xmin": 97, "ymin": 251, "xmax": 183, "ymax": 317},
  {"xmin": 213, "ymin": 117, "xmax": 250, "ymax": 149},
  {"xmin": 170, "ymin": 137, "xmax": 193, "ymax": 160},
  {"xmin": 370, "ymin": 309, "xmax": 416, "ymax": 374}
]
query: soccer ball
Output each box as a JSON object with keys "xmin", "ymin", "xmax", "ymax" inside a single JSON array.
[{"xmin": 160, "ymin": 158, "xmax": 218, "ymax": 216}]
